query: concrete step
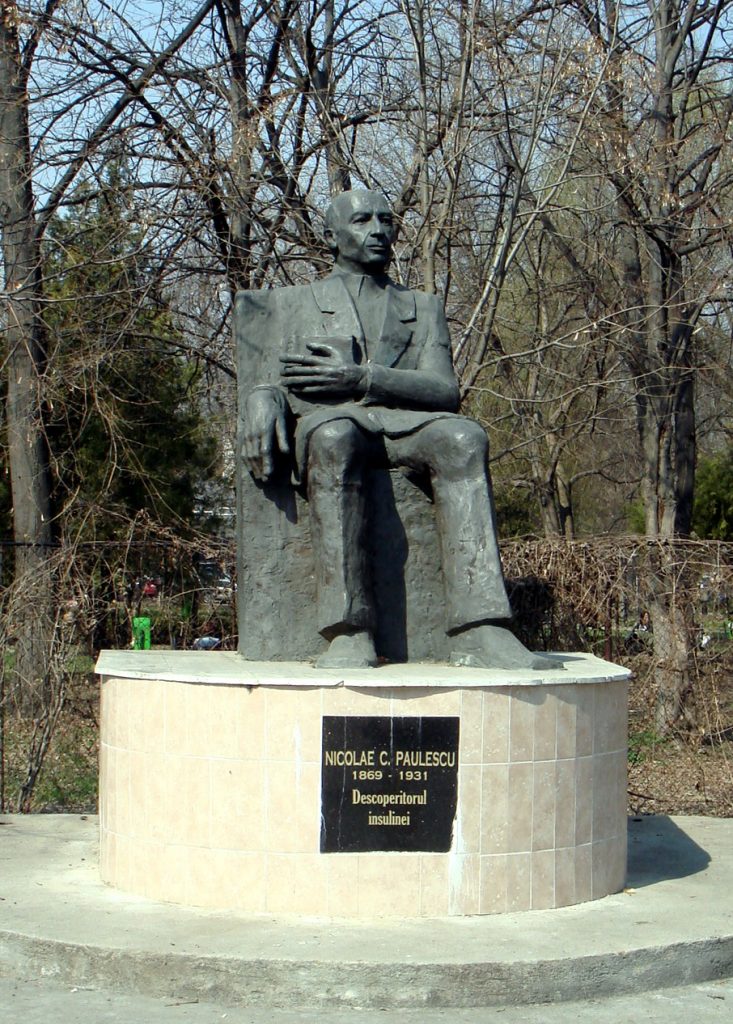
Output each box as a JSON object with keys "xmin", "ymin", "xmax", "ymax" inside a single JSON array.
[{"xmin": 0, "ymin": 814, "xmax": 731, "ymax": 1010}]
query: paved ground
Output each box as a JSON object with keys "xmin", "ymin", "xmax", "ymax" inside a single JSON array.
[
  {"xmin": 2, "ymin": 975, "xmax": 732, "ymax": 1024},
  {"xmin": 1, "ymin": 813, "xmax": 732, "ymax": 1012}
]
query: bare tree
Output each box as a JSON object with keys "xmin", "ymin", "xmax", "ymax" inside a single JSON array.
[
  {"xmin": 557, "ymin": 0, "xmax": 733, "ymax": 729},
  {"xmin": 2, "ymin": 1, "xmax": 61, "ymax": 708},
  {"xmin": 1, "ymin": 0, "xmax": 216, "ymax": 709}
]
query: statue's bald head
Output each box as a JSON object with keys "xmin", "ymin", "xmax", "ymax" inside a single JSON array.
[
  {"xmin": 324, "ymin": 189, "xmax": 390, "ymax": 234},
  {"xmin": 324, "ymin": 190, "xmax": 395, "ymax": 273}
]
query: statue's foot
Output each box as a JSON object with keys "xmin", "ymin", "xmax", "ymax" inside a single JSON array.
[
  {"xmin": 449, "ymin": 624, "xmax": 559, "ymax": 671},
  {"xmin": 316, "ymin": 630, "xmax": 377, "ymax": 669}
]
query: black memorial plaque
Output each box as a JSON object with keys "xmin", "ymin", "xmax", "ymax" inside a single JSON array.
[{"xmin": 320, "ymin": 715, "xmax": 460, "ymax": 853}]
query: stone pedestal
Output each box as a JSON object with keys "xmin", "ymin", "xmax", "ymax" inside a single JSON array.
[{"xmin": 96, "ymin": 651, "xmax": 629, "ymax": 918}]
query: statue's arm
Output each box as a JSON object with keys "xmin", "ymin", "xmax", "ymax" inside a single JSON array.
[
  {"xmin": 236, "ymin": 289, "xmax": 291, "ymax": 481},
  {"xmin": 363, "ymin": 295, "xmax": 459, "ymax": 411},
  {"xmin": 362, "ymin": 363, "xmax": 459, "ymax": 411}
]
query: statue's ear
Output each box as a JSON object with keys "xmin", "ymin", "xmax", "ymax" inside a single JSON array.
[{"xmin": 323, "ymin": 225, "xmax": 337, "ymax": 253}]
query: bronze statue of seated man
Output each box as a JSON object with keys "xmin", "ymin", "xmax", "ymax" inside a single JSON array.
[{"xmin": 241, "ymin": 189, "xmax": 552, "ymax": 671}]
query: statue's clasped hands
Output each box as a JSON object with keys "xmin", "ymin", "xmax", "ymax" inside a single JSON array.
[
  {"xmin": 280, "ymin": 338, "xmax": 366, "ymax": 396},
  {"xmin": 243, "ymin": 336, "xmax": 366, "ymax": 482}
]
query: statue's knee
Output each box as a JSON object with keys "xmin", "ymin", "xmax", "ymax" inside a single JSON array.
[
  {"xmin": 426, "ymin": 418, "xmax": 488, "ymax": 471},
  {"xmin": 308, "ymin": 420, "xmax": 364, "ymax": 471}
]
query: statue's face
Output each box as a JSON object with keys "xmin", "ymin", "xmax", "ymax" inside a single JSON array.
[{"xmin": 326, "ymin": 191, "xmax": 395, "ymax": 272}]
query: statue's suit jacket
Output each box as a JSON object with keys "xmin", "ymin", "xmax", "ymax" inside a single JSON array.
[{"xmin": 235, "ymin": 271, "xmax": 462, "ymax": 474}]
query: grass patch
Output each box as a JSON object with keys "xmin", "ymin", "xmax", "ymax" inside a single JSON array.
[{"xmin": 628, "ymin": 727, "xmax": 669, "ymax": 766}]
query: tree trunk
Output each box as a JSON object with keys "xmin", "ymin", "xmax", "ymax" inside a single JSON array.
[
  {"xmin": 602, "ymin": 2, "xmax": 698, "ymax": 734},
  {"xmin": 632, "ymin": 348, "xmax": 696, "ymax": 736},
  {"xmin": 217, "ymin": 0, "xmax": 254, "ymax": 291},
  {"xmin": 1, "ymin": 5, "xmax": 54, "ymax": 714},
  {"xmin": 643, "ymin": 544, "xmax": 696, "ymax": 735}
]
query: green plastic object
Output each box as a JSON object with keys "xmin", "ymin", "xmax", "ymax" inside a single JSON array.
[{"xmin": 132, "ymin": 616, "xmax": 152, "ymax": 650}]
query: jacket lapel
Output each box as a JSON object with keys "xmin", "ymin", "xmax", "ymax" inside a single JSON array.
[
  {"xmin": 372, "ymin": 285, "xmax": 415, "ymax": 367},
  {"xmin": 310, "ymin": 276, "xmax": 363, "ymax": 344}
]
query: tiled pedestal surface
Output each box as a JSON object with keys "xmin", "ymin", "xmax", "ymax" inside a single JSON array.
[{"xmin": 96, "ymin": 652, "xmax": 629, "ymax": 918}]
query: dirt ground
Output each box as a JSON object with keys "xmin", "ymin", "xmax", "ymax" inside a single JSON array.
[
  {"xmin": 628, "ymin": 744, "xmax": 733, "ymax": 817},
  {"xmin": 626, "ymin": 646, "xmax": 733, "ymax": 818}
]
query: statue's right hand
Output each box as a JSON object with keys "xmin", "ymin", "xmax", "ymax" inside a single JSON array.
[{"xmin": 242, "ymin": 389, "xmax": 290, "ymax": 481}]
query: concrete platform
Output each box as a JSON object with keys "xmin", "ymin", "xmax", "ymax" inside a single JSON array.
[
  {"xmin": 1, "ymin": 814, "xmax": 732, "ymax": 1009},
  {"xmin": 96, "ymin": 651, "xmax": 630, "ymax": 917},
  {"xmin": 94, "ymin": 649, "xmax": 624, "ymax": 688}
]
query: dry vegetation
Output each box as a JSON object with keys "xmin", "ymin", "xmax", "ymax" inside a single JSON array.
[
  {"xmin": 2, "ymin": 535, "xmax": 731, "ymax": 818},
  {"xmin": 0, "ymin": 531, "xmax": 235, "ymax": 812}
]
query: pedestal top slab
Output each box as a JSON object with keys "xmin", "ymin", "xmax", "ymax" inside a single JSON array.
[{"xmin": 95, "ymin": 649, "xmax": 630, "ymax": 689}]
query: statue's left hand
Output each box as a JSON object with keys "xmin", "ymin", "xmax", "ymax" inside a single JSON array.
[{"xmin": 280, "ymin": 342, "xmax": 366, "ymax": 396}]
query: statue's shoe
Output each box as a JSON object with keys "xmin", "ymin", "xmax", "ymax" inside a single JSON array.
[
  {"xmin": 316, "ymin": 631, "xmax": 377, "ymax": 669},
  {"xmin": 449, "ymin": 624, "xmax": 560, "ymax": 671}
]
